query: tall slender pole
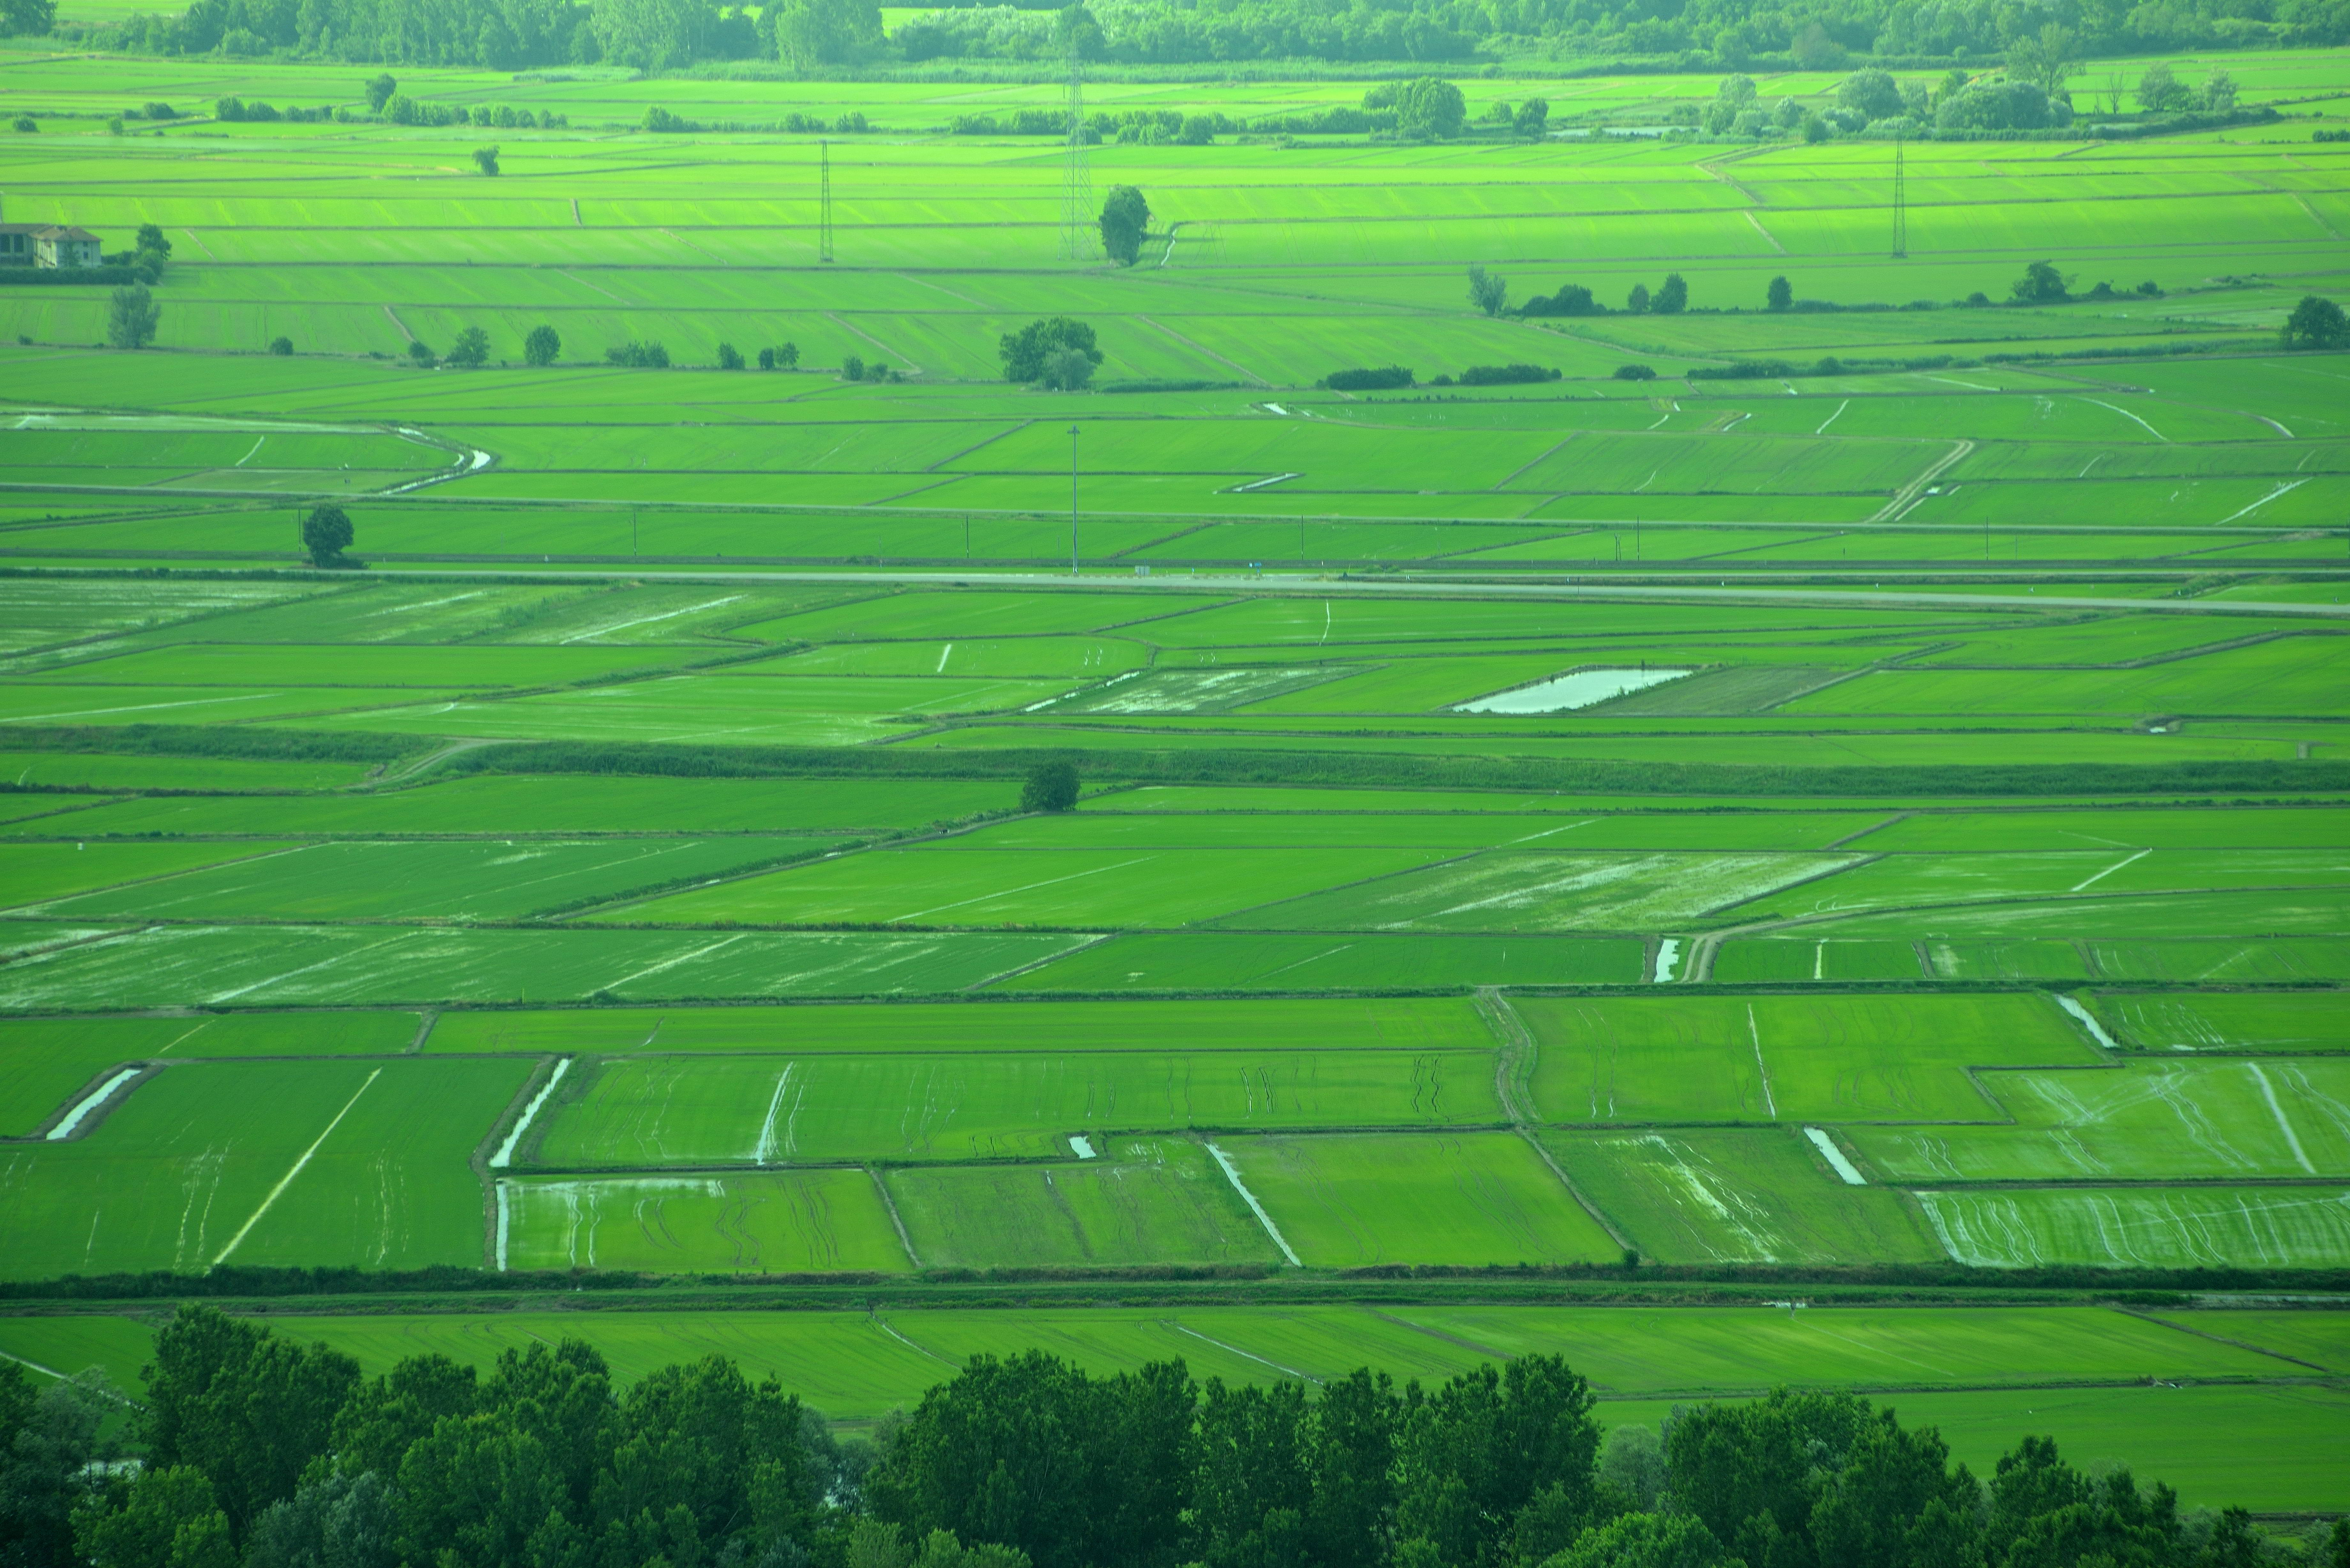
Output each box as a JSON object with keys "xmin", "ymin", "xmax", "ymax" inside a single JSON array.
[
  {"xmin": 1891, "ymin": 135, "xmax": 1907, "ymax": 259},
  {"xmin": 818, "ymin": 140, "xmax": 834, "ymax": 264},
  {"xmin": 1069, "ymin": 425, "xmax": 1080, "ymax": 575}
]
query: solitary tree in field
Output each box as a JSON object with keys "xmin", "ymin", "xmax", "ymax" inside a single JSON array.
[
  {"xmin": 1767, "ymin": 275, "xmax": 1793, "ymax": 312},
  {"xmin": 1098, "ymin": 185, "xmax": 1150, "ymax": 266},
  {"xmin": 840, "ymin": 352, "xmax": 864, "ymax": 382},
  {"xmin": 1653, "ymin": 273, "xmax": 1689, "ymax": 314},
  {"xmin": 524, "ymin": 324, "xmax": 561, "ymax": 366},
  {"xmin": 364, "ymin": 73, "xmax": 397, "ymax": 112},
  {"xmin": 268, "ymin": 335, "xmax": 292, "ymax": 355},
  {"xmin": 106, "ymin": 285, "xmax": 159, "ymax": 350},
  {"xmin": 2011, "ymin": 260, "xmax": 2069, "ymax": 304},
  {"xmin": 445, "ymin": 326, "xmax": 490, "ymax": 367},
  {"xmin": 1626, "ymin": 282, "xmax": 1649, "ymax": 313},
  {"xmin": 1000, "ymin": 317, "xmax": 1101, "ymax": 384},
  {"xmin": 716, "ymin": 342, "xmax": 745, "ymax": 369},
  {"xmin": 1513, "ymin": 97, "xmax": 1549, "ymax": 137},
  {"xmin": 1021, "ymin": 760, "xmax": 1079, "ymax": 812},
  {"xmin": 302, "ymin": 504, "xmax": 353, "ymax": 566},
  {"xmin": 2281, "ymin": 295, "xmax": 2348, "ymax": 349},
  {"xmin": 406, "ymin": 338, "xmax": 436, "ymax": 367},
  {"xmin": 1467, "ymin": 265, "xmax": 1508, "ymax": 317},
  {"xmin": 471, "ymin": 145, "xmax": 500, "ymax": 176}
]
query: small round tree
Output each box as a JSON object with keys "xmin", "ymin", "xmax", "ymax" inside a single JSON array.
[
  {"xmin": 1766, "ymin": 275, "xmax": 1794, "ymax": 312},
  {"xmin": 523, "ymin": 325, "xmax": 561, "ymax": 367},
  {"xmin": 1020, "ymin": 760, "xmax": 1080, "ymax": 813},
  {"xmin": 302, "ymin": 504, "xmax": 354, "ymax": 567}
]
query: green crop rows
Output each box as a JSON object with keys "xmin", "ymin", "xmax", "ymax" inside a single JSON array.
[{"xmin": 1, "ymin": 42, "xmax": 2347, "ymax": 1509}]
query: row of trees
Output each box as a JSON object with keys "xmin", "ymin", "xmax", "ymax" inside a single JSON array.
[
  {"xmin": 13, "ymin": 0, "xmax": 2349, "ymax": 69},
  {"xmin": 4, "ymin": 1305, "xmax": 2330, "ymax": 1568},
  {"xmin": 1494, "ymin": 272, "xmax": 1691, "ymax": 319}
]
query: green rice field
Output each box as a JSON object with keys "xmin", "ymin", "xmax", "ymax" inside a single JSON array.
[{"xmin": 0, "ymin": 38, "xmax": 2346, "ymax": 1507}]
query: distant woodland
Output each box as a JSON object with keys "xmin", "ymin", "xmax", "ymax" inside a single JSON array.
[{"xmin": 19, "ymin": 0, "xmax": 2349, "ymax": 76}]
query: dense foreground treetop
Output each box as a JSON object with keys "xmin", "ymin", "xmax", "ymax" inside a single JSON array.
[{"xmin": 2, "ymin": 1306, "xmax": 2329, "ymax": 1568}]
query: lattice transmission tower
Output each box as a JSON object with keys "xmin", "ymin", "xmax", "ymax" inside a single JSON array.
[
  {"xmin": 1062, "ymin": 52, "xmax": 1093, "ymax": 262},
  {"xmin": 818, "ymin": 139, "xmax": 834, "ymax": 264},
  {"xmin": 1891, "ymin": 135, "xmax": 1908, "ymax": 259}
]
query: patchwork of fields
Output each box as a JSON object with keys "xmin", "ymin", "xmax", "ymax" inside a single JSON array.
[{"xmin": 0, "ymin": 42, "xmax": 2346, "ymax": 1507}]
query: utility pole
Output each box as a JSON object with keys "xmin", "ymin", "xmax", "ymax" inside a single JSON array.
[
  {"xmin": 818, "ymin": 140, "xmax": 834, "ymax": 264},
  {"xmin": 1891, "ymin": 134, "xmax": 1908, "ymax": 259},
  {"xmin": 1068, "ymin": 425, "xmax": 1080, "ymax": 574},
  {"xmin": 1063, "ymin": 50, "xmax": 1091, "ymax": 262}
]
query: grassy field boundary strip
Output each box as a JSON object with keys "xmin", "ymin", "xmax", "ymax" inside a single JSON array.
[
  {"xmin": 1205, "ymin": 1141, "xmax": 1302, "ymax": 1267},
  {"xmin": 874, "ymin": 1316, "xmax": 959, "ymax": 1368},
  {"xmin": 870, "ymin": 1167, "xmax": 923, "ymax": 1268},
  {"xmin": 1825, "ymin": 812, "xmax": 1910, "ymax": 848},
  {"xmin": 2130, "ymin": 1310, "xmax": 2335, "ymax": 1372},
  {"xmin": 925, "ymin": 419, "xmax": 1035, "ymax": 474},
  {"xmin": 1474, "ymin": 989, "xmax": 1636, "ymax": 1251},
  {"xmin": 969, "ymin": 933, "xmax": 1114, "ymax": 990},
  {"xmin": 826, "ymin": 314, "xmax": 923, "ymax": 377},
  {"xmin": 1872, "ymin": 441, "xmax": 1978, "ymax": 525},
  {"xmin": 1138, "ymin": 317, "xmax": 1272, "ymax": 388},
  {"xmin": 1167, "ymin": 1321, "xmax": 1323, "ymax": 1383},
  {"xmin": 210, "ymin": 1066, "xmax": 383, "ymax": 1268}
]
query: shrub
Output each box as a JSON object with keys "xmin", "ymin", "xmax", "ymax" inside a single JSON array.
[
  {"xmin": 604, "ymin": 341, "xmax": 669, "ymax": 367},
  {"xmin": 1458, "ymin": 363, "xmax": 1560, "ymax": 385},
  {"xmin": 1937, "ymin": 80, "xmax": 2056, "ymax": 131},
  {"xmin": 1613, "ymin": 364, "xmax": 1656, "ymax": 381},
  {"xmin": 1021, "ymin": 760, "xmax": 1079, "ymax": 812},
  {"xmin": 107, "ymin": 285, "xmax": 159, "ymax": 349},
  {"xmin": 1319, "ymin": 366, "xmax": 1414, "ymax": 390},
  {"xmin": 444, "ymin": 326, "xmax": 490, "ymax": 368},
  {"xmin": 1000, "ymin": 318, "xmax": 1101, "ymax": 384},
  {"xmin": 2011, "ymin": 261, "xmax": 2068, "ymax": 304},
  {"xmin": 267, "ymin": 336, "xmax": 292, "ymax": 356},
  {"xmin": 1520, "ymin": 284, "xmax": 1598, "ymax": 317}
]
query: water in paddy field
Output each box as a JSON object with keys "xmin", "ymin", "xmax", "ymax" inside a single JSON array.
[{"xmin": 1452, "ymin": 668, "xmax": 1694, "ymax": 714}]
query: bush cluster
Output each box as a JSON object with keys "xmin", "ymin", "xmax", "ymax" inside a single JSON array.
[{"xmin": 1320, "ymin": 366, "xmax": 1415, "ymax": 390}]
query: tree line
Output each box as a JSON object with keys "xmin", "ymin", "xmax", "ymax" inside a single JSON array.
[
  {"xmin": 1, "ymin": 1304, "xmax": 2335, "ymax": 1568},
  {"xmin": 13, "ymin": 0, "xmax": 2342, "ymax": 74}
]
